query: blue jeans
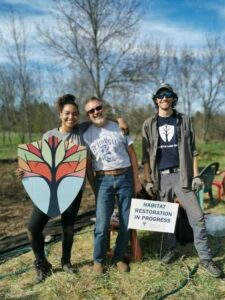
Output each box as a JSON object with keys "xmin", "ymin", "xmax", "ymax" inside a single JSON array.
[
  {"xmin": 160, "ymin": 172, "xmax": 212, "ymax": 261},
  {"xmin": 94, "ymin": 168, "xmax": 133, "ymax": 263}
]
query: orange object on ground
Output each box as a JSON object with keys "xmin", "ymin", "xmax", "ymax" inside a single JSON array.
[
  {"xmin": 212, "ymin": 172, "xmax": 225, "ymax": 200},
  {"xmin": 107, "ymin": 217, "xmax": 142, "ymax": 262}
]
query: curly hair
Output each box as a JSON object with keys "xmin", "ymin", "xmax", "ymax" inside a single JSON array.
[{"xmin": 56, "ymin": 94, "xmax": 79, "ymax": 114}]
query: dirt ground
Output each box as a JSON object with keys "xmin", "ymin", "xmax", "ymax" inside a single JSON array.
[
  {"xmin": 0, "ymin": 162, "xmax": 95, "ymax": 239},
  {"xmin": 1, "ymin": 162, "xmax": 224, "ymax": 240}
]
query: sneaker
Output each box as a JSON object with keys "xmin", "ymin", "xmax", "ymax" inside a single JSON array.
[
  {"xmin": 161, "ymin": 249, "xmax": 177, "ymax": 265},
  {"xmin": 93, "ymin": 262, "xmax": 103, "ymax": 274},
  {"xmin": 61, "ymin": 261, "xmax": 75, "ymax": 274},
  {"xmin": 116, "ymin": 261, "xmax": 129, "ymax": 272},
  {"xmin": 34, "ymin": 258, "xmax": 52, "ymax": 283},
  {"xmin": 200, "ymin": 260, "xmax": 222, "ymax": 278},
  {"xmin": 61, "ymin": 258, "xmax": 75, "ymax": 274}
]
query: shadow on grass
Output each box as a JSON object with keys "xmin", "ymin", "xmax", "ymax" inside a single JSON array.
[
  {"xmin": 3, "ymin": 293, "xmax": 40, "ymax": 300},
  {"xmin": 138, "ymin": 230, "xmax": 225, "ymax": 272},
  {"xmin": 139, "ymin": 231, "xmax": 198, "ymax": 261},
  {"xmin": 204, "ymin": 196, "xmax": 225, "ymax": 211},
  {"xmin": 52, "ymin": 259, "xmax": 93, "ymax": 274}
]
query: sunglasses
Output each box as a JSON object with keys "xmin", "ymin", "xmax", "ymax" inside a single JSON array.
[
  {"xmin": 87, "ymin": 105, "xmax": 103, "ymax": 115},
  {"xmin": 156, "ymin": 92, "xmax": 173, "ymax": 99}
]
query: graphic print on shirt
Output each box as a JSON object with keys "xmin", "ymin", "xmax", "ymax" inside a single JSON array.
[
  {"xmin": 157, "ymin": 114, "xmax": 179, "ymax": 170},
  {"xmin": 159, "ymin": 125, "xmax": 174, "ymax": 143},
  {"xmin": 158, "ymin": 123, "xmax": 177, "ymax": 149},
  {"xmin": 91, "ymin": 137, "xmax": 119, "ymax": 163}
]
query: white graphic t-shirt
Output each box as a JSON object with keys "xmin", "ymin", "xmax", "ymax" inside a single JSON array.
[{"xmin": 83, "ymin": 120, "xmax": 133, "ymax": 171}]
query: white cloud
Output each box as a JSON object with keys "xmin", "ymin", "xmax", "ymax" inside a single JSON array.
[
  {"xmin": 0, "ymin": 0, "xmax": 53, "ymax": 13},
  {"xmin": 139, "ymin": 18, "xmax": 221, "ymax": 50},
  {"xmin": 1, "ymin": 1, "xmax": 225, "ymax": 71},
  {"xmin": 0, "ymin": 1, "xmax": 57, "ymax": 65},
  {"xmin": 207, "ymin": 4, "xmax": 225, "ymax": 19}
]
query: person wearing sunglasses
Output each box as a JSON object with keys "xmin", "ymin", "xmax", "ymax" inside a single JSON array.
[
  {"xmin": 83, "ymin": 96, "xmax": 142, "ymax": 274},
  {"xmin": 142, "ymin": 83, "xmax": 222, "ymax": 278}
]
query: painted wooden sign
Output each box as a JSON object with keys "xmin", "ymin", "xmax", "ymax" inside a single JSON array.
[{"xmin": 18, "ymin": 136, "xmax": 87, "ymax": 217}]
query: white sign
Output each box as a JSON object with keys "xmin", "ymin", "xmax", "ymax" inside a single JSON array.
[{"xmin": 128, "ymin": 199, "xmax": 179, "ymax": 233}]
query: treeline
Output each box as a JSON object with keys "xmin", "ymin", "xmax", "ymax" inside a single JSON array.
[
  {"xmin": 0, "ymin": 1, "xmax": 225, "ymax": 144},
  {"xmin": 0, "ymin": 101, "xmax": 57, "ymax": 144},
  {"xmin": 0, "ymin": 99, "xmax": 224, "ymax": 145}
]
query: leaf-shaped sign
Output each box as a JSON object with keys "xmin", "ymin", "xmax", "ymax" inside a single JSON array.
[
  {"xmin": 65, "ymin": 144, "xmax": 79, "ymax": 158},
  {"xmin": 28, "ymin": 161, "xmax": 52, "ymax": 181},
  {"xmin": 42, "ymin": 139, "xmax": 52, "ymax": 167},
  {"xmin": 55, "ymin": 140, "xmax": 66, "ymax": 167},
  {"xmin": 64, "ymin": 149, "xmax": 87, "ymax": 163},
  {"xmin": 56, "ymin": 162, "xmax": 78, "ymax": 181},
  {"xmin": 18, "ymin": 136, "xmax": 87, "ymax": 217}
]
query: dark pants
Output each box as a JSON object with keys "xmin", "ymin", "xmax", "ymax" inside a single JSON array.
[{"xmin": 27, "ymin": 191, "xmax": 82, "ymax": 263}]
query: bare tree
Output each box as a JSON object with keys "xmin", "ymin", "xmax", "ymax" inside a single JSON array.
[
  {"xmin": 1, "ymin": 12, "xmax": 39, "ymax": 142},
  {"xmin": 139, "ymin": 42, "xmax": 177, "ymax": 86},
  {"xmin": 127, "ymin": 41, "xmax": 178, "ymax": 97},
  {"xmin": 151, "ymin": 43, "xmax": 177, "ymax": 87},
  {"xmin": 0, "ymin": 66, "xmax": 17, "ymax": 145},
  {"xmin": 176, "ymin": 49, "xmax": 197, "ymax": 116},
  {"xmin": 38, "ymin": 0, "xmax": 142, "ymax": 99},
  {"xmin": 193, "ymin": 37, "xmax": 225, "ymax": 141}
]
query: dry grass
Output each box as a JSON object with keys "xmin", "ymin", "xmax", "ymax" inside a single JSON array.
[
  {"xmin": 1, "ymin": 220, "xmax": 225, "ymax": 300},
  {"xmin": 1, "ymin": 160, "xmax": 225, "ymax": 299}
]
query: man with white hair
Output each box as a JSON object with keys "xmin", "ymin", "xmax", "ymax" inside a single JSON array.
[{"xmin": 84, "ymin": 96, "xmax": 142, "ymax": 273}]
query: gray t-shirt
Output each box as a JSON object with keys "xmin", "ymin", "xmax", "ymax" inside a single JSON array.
[
  {"xmin": 43, "ymin": 122, "xmax": 89, "ymax": 145},
  {"xmin": 42, "ymin": 122, "xmax": 89, "ymax": 191},
  {"xmin": 83, "ymin": 120, "xmax": 133, "ymax": 171}
]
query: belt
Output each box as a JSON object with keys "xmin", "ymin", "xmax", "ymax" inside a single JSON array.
[
  {"xmin": 95, "ymin": 167, "xmax": 129, "ymax": 176},
  {"xmin": 160, "ymin": 167, "xmax": 179, "ymax": 174}
]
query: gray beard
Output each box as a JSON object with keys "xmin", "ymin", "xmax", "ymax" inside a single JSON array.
[{"xmin": 92, "ymin": 117, "xmax": 107, "ymax": 127}]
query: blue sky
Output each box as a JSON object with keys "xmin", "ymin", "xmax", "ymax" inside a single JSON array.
[
  {"xmin": 0, "ymin": 0, "xmax": 224, "ymax": 62},
  {"xmin": 141, "ymin": 0, "xmax": 225, "ymax": 49},
  {"xmin": 0, "ymin": 0, "xmax": 50, "ymax": 16},
  {"xmin": 0, "ymin": 0, "xmax": 225, "ymax": 104},
  {"xmin": 0, "ymin": 0, "xmax": 225, "ymax": 47},
  {"xmin": 148, "ymin": 0, "xmax": 225, "ymax": 33}
]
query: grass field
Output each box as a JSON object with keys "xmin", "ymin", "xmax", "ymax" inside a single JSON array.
[
  {"xmin": 197, "ymin": 142, "xmax": 225, "ymax": 170},
  {"xmin": 1, "ymin": 133, "xmax": 225, "ymax": 299},
  {"xmin": 0, "ymin": 132, "xmax": 42, "ymax": 160},
  {"xmin": 1, "ymin": 132, "xmax": 225, "ymax": 170},
  {"xmin": 1, "ymin": 214, "xmax": 225, "ymax": 300},
  {"xmin": 133, "ymin": 138, "xmax": 225, "ymax": 171}
]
